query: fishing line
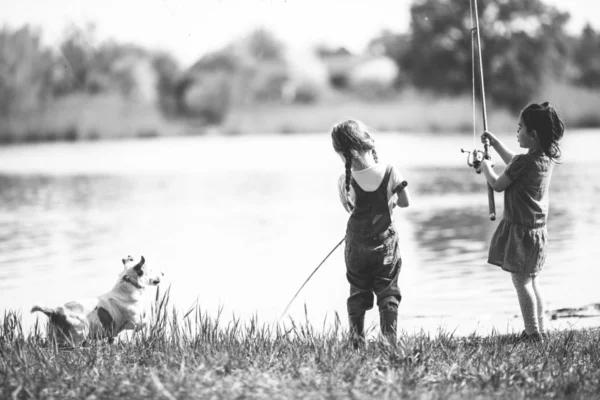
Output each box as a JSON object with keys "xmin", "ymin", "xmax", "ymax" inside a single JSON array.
[
  {"xmin": 472, "ymin": 0, "xmax": 489, "ymax": 131},
  {"xmin": 280, "ymin": 237, "xmax": 345, "ymax": 318},
  {"xmin": 470, "ymin": 0, "xmax": 477, "ymax": 149},
  {"xmin": 281, "ymin": 181, "xmax": 408, "ymax": 318}
]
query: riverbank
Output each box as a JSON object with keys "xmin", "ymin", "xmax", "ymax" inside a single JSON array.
[
  {"xmin": 2, "ymin": 84, "xmax": 599, "ymax": 144},
  {"xmin": 2, "ymin": 299, "xmax": 600, "ymax": 399}
]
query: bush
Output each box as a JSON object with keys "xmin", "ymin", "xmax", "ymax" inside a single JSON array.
[
  {"xmin": 182, "ymin": 72, "xmax": 232, "ymax": 124},
  {"xmin": 352, "ymin": 80, "xmax": 396, "ymax": 100},
  {"xmin": 292, "ymin": 80, "xmax": 322, "ymax": 104}
]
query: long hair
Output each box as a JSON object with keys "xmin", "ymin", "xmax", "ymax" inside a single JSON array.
[
  {"xmin": 331, "ymin": 119, "xmax": 378, "ymax": 200},
  {"xmin": 520, "ymin": 102, "xmax": 565, "ymax": 163}
]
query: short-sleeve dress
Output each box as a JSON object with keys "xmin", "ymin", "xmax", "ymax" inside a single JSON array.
[{"xmin": 488, "ymin": 151, "xmax": 554, "ymax": 276}]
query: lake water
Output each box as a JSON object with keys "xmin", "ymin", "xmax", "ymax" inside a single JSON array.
[{"xmin": 1, "ymin": 130, "xmax": 599, "ymax": 337}]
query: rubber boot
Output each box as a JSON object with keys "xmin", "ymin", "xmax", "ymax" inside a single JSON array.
[
  {"xmin": 348, "ymin": 313, "xmax": 365, "ymax": 350},
  {"xmin": 379, "ymin": 309, "xmax": 397, "ymax": 344}
]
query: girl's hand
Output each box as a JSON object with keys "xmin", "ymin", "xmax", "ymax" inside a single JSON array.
[
  {"xmin": 481, "ymin": 159, "xmax": 495, "ymax": 169},
  {"xmin": 481, "ymin": 130, "xmax": 498, "ymax": 147}
]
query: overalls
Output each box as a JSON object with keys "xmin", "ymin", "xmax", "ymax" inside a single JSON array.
[{"xmin": 344, "ymin": 165, "xmax": 402, "ymax": 343}]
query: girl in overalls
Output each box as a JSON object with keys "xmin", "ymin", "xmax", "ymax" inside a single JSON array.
[
  {"xmin": 331, "ymin": 120, "xmax": 410, "ymax": 346},
  {"xmin": 480, "ymin": 102, "xmax": 564, "ymax": 342}
]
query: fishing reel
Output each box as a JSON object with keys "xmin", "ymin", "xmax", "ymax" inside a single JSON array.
[{"xmin": 460, "ymin": 147, "xmax": 490, "ymax": 174}]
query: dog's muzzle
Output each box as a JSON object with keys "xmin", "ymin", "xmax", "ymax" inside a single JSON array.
[{"xmin": 152, "ymin": 273, "xmax": 164, "ymax": 285}]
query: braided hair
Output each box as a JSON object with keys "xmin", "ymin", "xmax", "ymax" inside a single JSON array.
[
  {"xmin": 520, "ymin": 102, "xmax": 565, "ymax": 163},
  {"xmin": 331, "ymin": 119, "xmax": 378, "ymax": 204}
]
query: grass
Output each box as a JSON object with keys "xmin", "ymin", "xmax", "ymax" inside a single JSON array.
[{"xmin": 2, "ymin": 289, "xmax": 600, "ymax": 399}]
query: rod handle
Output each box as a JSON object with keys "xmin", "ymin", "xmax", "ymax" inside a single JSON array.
[
  {"xmin": 482, "ymin": 138, "xmax": 491, "ymax": 156},
  {"xmin": 487, "ymin": 183, "xmax": 496, "ymax": 221},
  {"xmin": 393, "ymin": 181, "xmax": 408, "ymax": 194}
]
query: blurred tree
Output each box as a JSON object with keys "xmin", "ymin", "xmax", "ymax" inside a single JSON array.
[
  {"xmin": 54, "ymin": 23, "xmax": 97, "ymax": 95},
  {"xmin": 182, "ymin": 71, "xmax": 232, "ymax": 124},
  {"xmin": 242, "ymin": 28, "xmax": 285, "ymax": 62},
  {"xmin": 572, "ymin": 24, "xmax": 600, "ymax": 88},
  {"xmin": 151, "ymin": 51, "xmax": 182, "ymax": 115},
  {"xmin": 178, "ymin": 27, "xmax": 322, "ymax": 121},
  {"xmin": 0, "ymin": 26, "xmax": 54, "ymax": 116},
  {"xmin": 368, "ymin": 30, "xmax": 410, "ymax": 87},
  {"xmin": 400, "ymin": 1, "xmax": 471, "ymax": 94},
  {"xmin": 400, "ymin": 0, "xmax": 570, "ymax": 111},
  {"xmin": 91, "ymin": 41, "xmax": 147, "ymax": 96},
  {"xmin": 176, "ymin": 49, "xmax": 244, "ymax": 121},
  {"xmin": 55, "ymin": 26, "xmax": 165, "ymax": 102},
  {"xmin": 188, "ymin": 49, "xmax": 241, "ymax": 74}
]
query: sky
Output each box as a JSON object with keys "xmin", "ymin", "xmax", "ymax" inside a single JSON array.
[{"xmin": 1, "ymin": 0, "xmax": 599, "ymax": 67}]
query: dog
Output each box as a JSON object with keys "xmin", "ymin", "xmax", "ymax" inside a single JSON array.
[{"xmin": 31, "ymin": 255, "xmax": 163, "ymax": 346}]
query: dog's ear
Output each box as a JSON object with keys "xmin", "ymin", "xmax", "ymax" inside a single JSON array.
[{"xmin": 133, "ymin": 256, "xmax": 145, "ymax": 276}]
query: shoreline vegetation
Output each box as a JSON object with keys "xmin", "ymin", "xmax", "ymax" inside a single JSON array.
[
  {"xmin": 2, "ymin": 291, "xmax": 600, "ymax": 399},
  {"xmin": 2, "ymin": 83, "xmax": 599, "ymax": 145},
  {"xmin": 3, "ymin": 0, "xmax": 600, "ymax": 146}
]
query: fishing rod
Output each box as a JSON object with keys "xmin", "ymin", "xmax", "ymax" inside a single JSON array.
[
  {"xmin": 281, "ymin": 180, "xmax": 408, "ymax": 318},
  {"xmin": 460, "ymin": 0, "xmax": 496, "ymax": 221}
]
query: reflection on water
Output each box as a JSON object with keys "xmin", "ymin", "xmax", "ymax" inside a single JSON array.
[
  {"xmin": 0, "ymin": 132, "xmax": 599, "ymax": 335},
  {"xmin": 411, "ymin": 206, "xmax": 492, "ymax": 265}
]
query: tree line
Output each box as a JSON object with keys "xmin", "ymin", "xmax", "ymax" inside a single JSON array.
[
  {"xmin": 376, "ymin": 0, "xmax": 600, "ymax": 111},
  {"xmin": 1, "ymin": 0, "xmax": 599, "ymax": 125}
]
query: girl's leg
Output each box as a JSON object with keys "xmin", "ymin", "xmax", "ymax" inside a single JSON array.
[
  {"xmin": 511, "ymin": 273, "xmax": 540, "ymax": 334},
  {"xmin": 374, "ymin": 257, "xmax": 402, "ymax": 343},
  {"xmin": 532, "ymin": 274, "xmax": 546, "ymax": 333}
]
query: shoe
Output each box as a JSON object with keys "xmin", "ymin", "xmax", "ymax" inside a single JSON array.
[
  {"xmin": 349, "ymin": 314, "xmax": 365, "ymax": 350},
  {"xmin": 379, "ymin": 309, "xmax": 398, "ymax": 344}
]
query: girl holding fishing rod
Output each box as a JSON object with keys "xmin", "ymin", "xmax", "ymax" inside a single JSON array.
[
  {"xmin": 331, "ymin": 119, "xmax": 410, "ymax": 347},
  {"xmin": 479, "ymin": 102, "xmax": 564, "ymax": 342}
]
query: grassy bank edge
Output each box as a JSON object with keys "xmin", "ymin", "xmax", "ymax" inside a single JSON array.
[{"xmin": 2, "ymin": 289, "xmax": 599, "ymax": 399}]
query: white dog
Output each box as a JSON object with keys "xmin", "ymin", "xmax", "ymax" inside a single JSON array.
[{"xmin": 31, "ymin": 255, "xmax": 163, "ymax": 346}]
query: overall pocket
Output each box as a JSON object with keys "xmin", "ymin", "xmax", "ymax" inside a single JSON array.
[{"xmin": 378, "ymin": 230, "xmax": 398, "ymax": 268}]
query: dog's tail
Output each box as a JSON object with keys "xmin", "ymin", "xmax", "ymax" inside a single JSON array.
[
  {"xmin": 31, "ymin": 305, "xmax": 75, "ymax": 346},
  {"xmin": 31, "ymin": 305, "xmax": 56, "ymax": 317}
]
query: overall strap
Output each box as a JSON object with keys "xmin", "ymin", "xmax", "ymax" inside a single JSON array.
[
  {"xmin": 350, "ymin": 164, "xmax": 391, "ymax": 194},
  {"xmin": 378, "ymin": 165, "xmax": 392, "ymax": 196}
]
